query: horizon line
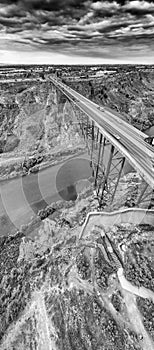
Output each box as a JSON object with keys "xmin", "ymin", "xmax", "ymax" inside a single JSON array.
[{"xmin": 0, "ymin": 63, "xmax": 154, "ymax": 66}]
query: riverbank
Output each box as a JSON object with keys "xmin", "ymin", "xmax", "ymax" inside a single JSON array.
[
  {"xmin": 0, "ymin": 149, "xmax": 92, "ymax": 236},
  {"xmin": 0, "ymin": 145, "xmax": 86, "ymax": 182}
]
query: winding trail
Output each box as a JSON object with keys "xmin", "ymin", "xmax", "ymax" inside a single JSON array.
[
  {"xmin": 0, "ymin": 291, "xmax": 58, "ymax": 350},
  {"xmin": 35, "ymin": 292, "xmax": 57, "ymax": 350},
  {"xmin": 122, "ymin": 290, "xmax": 154, "ymax": 350},
  {"xmin": 78, "ymin": 212, "xmax": 154, "ymax": 350},
  {"xmin": 117, "ymin": 269, "xmax": 154, "ymax": 350},
  {"xmin": 117, "ymin": 268, "xmax": 154, "ymax": 303}
]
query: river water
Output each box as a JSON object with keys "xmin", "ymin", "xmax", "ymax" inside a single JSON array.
[
  {"xmin": 0, "ymin": 125, "xmax": 153, "ymax": 237},
  {"xmin": 0, "ymin": 152, "xmax": 93, "ymax": 235}
]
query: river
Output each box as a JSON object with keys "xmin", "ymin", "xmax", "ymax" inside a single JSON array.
[
  {"xmin": 0, "ymin": 125, "xmax": 153, "ymax": 236},
  {"xmin": 0, "ymin": 151, "xmax": 93, "ymax": 235}
]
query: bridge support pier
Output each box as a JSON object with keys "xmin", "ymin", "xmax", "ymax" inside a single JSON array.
[
  {"xmin": 136, "ymin": 181, "xmax": 154, "ymax": 208},
  {"xmin": 90, "ymin": 121, "xmax": 95, "ymax": 177},
  {"xmin": 99, "ymin": 144, "xmax": 115, "ymax": 207},
  {"xmin": 110, "ymin": 157, "xmax": 125, "ymax": 203},
  {"xmin": 67, "ymin": 94, "xmax": 154, "ymax": 210},
  {"xmin": 94, "ymin": 133, "xmax": 103, "ymax": 188}
]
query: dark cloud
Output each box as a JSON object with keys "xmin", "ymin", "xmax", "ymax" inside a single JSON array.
[
  {"xmin": 98, "ymin": 21, "xmax": 133, "ymax": 34},
  {"xmin": 0, "ymin": 16, "xmax": 20, "ymax": 26},
  {"xmin": 0, "ymin": 4, "xmax": 25, "ymax": 18},
  {"xmin": 35, "ymin": 10, "xmax": 66, "ymax": 25},
  {"xmin": 0, "ymin": 0, "xmax": 87, "ymax": 11},
  {"xmin": 0, "ymin": 0, "xmax": 154, "ymax": 62},
  {"xmin": 6, "ymin": 26, "xmax": 23, "ymax": 33}
]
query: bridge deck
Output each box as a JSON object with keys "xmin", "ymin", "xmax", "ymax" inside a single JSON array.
[{"xmin": 50, "ymin": 77, "xmax": 154, "ymax": 189}]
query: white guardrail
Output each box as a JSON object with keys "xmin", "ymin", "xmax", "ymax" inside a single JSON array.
[{"xmin": 79, "ymin": 208, "xmax": 154, "ymax": 239}]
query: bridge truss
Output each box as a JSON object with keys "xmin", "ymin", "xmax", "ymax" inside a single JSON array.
[
  {"xmin": 50, "ymin": 77, "xmax": 154, "ymax": 210},
  {"xmin": 74, "ymin": 107, "xmax": 154, "ymax": 210}
]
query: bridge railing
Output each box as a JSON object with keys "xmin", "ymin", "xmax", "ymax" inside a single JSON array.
[
  {"xmin": 71, "ymin": 104, "xmax": 153, "ymax": 209},
  {"xmin": 51, "ymin": 77, "xmax": 154, "ymax": 210}
]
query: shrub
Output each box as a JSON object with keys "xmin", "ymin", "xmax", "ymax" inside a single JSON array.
[{"xmin": 4, "ymin": 135, "xmax": 20, "ymax": 152}]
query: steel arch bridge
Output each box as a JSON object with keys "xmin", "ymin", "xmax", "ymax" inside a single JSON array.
[{"xmin": 50, "ymin": 76, "xmax": 154, "ymax": 209}]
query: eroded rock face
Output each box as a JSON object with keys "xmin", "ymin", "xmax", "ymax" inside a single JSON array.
[
  {"xmin": 3, "ymin": 134, "xmax": 20, "ymax": 153},
  {"xmin": 68, "ymin": 68, "xmax": 154, "ymax": 131},
  {"xmin": 0, "ymin": 81, "xmax": 83, "ymax": 156},
  {"xmin": 0, "ymin": 209, "xmax": 153, "ymax": 350},
  {"xmin": 0, "ymin": 68, "xmax": 154, "ymax": 350}
]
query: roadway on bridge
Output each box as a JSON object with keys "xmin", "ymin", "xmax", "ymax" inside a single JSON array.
[{"xmin": 50, "ymin": 77, "xmax": 154, "ymax": 189}]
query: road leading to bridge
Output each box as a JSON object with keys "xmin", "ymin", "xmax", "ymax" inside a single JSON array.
[{"xmin": 50, "ymin": 77, "xmax": 154, "ymax": 189}]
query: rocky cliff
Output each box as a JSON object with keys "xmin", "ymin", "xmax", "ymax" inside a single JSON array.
[
  {"xmin": 0, "ymin": 191, "xmax": 154, "ymax": 350},
  {"xmin": 0, "ymin": 81, "xmax": 84, "ymax": 157},
  {"xmin": 67, "ymin": 68, "xmax": 154, "ymax": 131}
]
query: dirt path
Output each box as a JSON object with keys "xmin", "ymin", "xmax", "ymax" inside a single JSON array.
[
  {"xmin": 77, "ymin": 224, "xmax": 154, "ymax": 349},
  {"xmin": 122, "ymin": 290, "xmax": 154, "ymax": 350},
  {"xmin": 117, "ymin": 268, "xmax": 154, "ymax": 350},
  {"xmin": 117, "ymin": 268, "xmax": 154, "ymax": 302},
  {"xmin": 0, "ymin": 155, "xmax": 25, "ymax": 166},
  {"xmin": 0, "ymin": 291, "xmax": 57, "ymax": 350},
  {"xmin": 35, "ymin": 292, "xmax": 57, "ymax": 350}
]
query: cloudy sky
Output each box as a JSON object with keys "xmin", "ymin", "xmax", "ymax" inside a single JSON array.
[{"xmin": 0, "ymin": 0, "xmax": 154, "ymax": 64}]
